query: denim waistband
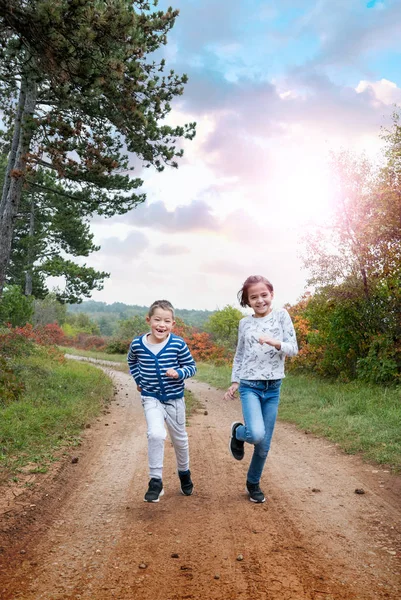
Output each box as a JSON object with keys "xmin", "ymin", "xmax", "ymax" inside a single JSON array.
[{"xmin": 239, "ymin": 379, "xmax": 282, "ymax": 390}]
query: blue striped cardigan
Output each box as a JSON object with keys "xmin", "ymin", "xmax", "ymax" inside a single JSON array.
[{"xmin": 127, "ymin": 333, "xmax": 197, "ymax": 403}]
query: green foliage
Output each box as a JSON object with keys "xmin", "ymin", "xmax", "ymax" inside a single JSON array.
[
  {"xmin": 67, "ymin": 301, "xmax": 215, "ymax": 330},
  {"xmin": 0, "ymin": 284, "xmax": 34, "ymax": 326},
  {"xmin": 357, "ymin": 335, "xmax": 400, "ymax": 384},
  {"xmin": 116, "ymin": 315, "xmax": 148, "ymax": 339},
  {"xmin": 33, "ymin": 294, "xmax": 67, "ymax": 325},
  {"xmin": 0, "ymin": 0, "xmax": 195, "ymax": 297},
  {"xmin": 63, "ymin": 312, "xmax": 100, "ymax": 336},
  {"xmin": 297, "ymin": 122, "xmax": 401, "ymax": 384},
  {"xmin": 289, "ymin": 283, "xmax": 401, "ymax": 383},
  {"xmin": 105, "ymin": 338, "xmax": 131, "ymax": 354},
  {"xmin": 5, "ymin": 168, "xmax": 110, "ymax": 302},
  {"xmin": 205, "ymin": 305, "xmax": 243, "ymax": 351},
  {"xmin": 0, "ymin": 353, "xmax": 113, "ymax": 476}
]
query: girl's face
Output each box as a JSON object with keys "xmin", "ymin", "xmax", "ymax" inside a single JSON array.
[
  {"xmin": 146, "ymin": 308, "xmax": 175, "ymax": 343},
  {"xmin": 247, "ymin": 282, "xmax": 274, "ymax": 318}
]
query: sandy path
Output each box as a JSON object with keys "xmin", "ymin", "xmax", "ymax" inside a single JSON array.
[{"xmin": 0, "ymin": 365, "xmax": 400, "ymax": 599}]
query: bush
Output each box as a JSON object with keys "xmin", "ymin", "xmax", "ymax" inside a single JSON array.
[
  {"xmin": 105, "ymin": 338, "xmax": 130, "ymax": 354},
  {"xmin": 0, "ymin": 285, "xmax": 34, "ymax": 327},
  {"xmin": 357, "ymin": 335, "xmax": 401, "ymax": 384},
  {"xmin": 0, "ymin": 355, "xmax": 25, "ymax": 406}
]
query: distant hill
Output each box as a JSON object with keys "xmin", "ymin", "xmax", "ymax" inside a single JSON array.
[{"xmin": 67, "ymin": 300, "xmax": 215, "ymax": 329}]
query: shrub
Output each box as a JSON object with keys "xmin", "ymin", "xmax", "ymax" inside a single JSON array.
[
  {"xmin": 0, "ymin": 355, "xmax": 25, "ymax": 407},
  {"xmin": 0, "ymin": 285, "xmax": 34, "ymax": 326},
  {"xmin": 357, "ymin": 335, "xmax": 401, "ymax": 384},
  {"xmin": 105, "ymin": 338, "xmax": 131, "ymax": 354}
]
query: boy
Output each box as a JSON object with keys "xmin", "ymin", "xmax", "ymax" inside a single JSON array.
[{"xmin": 127, "ymin": 300, "xmax": 196, "ymax": 502}]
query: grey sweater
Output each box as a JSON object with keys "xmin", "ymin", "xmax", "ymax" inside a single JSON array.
[{"xmin": 231, "ymin": 309, "xmax": 298, "ymax": 382}]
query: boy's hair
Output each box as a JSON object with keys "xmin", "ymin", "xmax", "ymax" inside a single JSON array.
[
  {"xmin": 237, "ymin": 275, "xmax": 274, "ymax": 307},
  {"xmin": 148, "ymin": 299, "xmax": 175, "ymax": 318}
]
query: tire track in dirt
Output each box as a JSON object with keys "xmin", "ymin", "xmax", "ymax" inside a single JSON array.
[{"xmin": 0, "ymin": 367, "xmax": 400, "ymax": 599}]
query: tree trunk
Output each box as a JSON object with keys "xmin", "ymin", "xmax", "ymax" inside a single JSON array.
[
  {"xmin": 0, "ymin": 79, "xmax": 27, "ymax": 215},
  {"xmin": 24, "ymin": 192, "xmax": 36, "ymax": 296},
  {"xmin": 0, "ymin": 75, "xmax": 37, "ymax": 298}
]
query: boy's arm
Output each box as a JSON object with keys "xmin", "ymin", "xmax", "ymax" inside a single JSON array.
[
  {"xmin": 175, "ymin": 341, "xmax": 197, "ymax": 380},
  {"xmin": 127, "ymin": 342, "xmax": 141, "ymax": 386}
]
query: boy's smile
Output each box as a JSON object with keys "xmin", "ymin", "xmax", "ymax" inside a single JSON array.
[{"xmin": 146, "ymin": 308, "xmax": 175, "ymax": 343}]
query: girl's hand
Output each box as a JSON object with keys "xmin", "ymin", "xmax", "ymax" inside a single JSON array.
[
  {"xmin": 258, "ymin": 335, "xmax": 281, "ymax": 350},
  {"xmin": 224, "ymin": 382, "xmax": 239, "ymax": 400},
  {"xmin": 166, "ymin": 368, "xmax": 179, "ymax": 379}
]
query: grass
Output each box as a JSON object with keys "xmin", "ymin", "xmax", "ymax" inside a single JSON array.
[
  {"xmin": 59, "ymin": 346, "xmax": 127, "ymax": 363},
  {"xmin": 195, "ymin": 363, "xmax": 401, "ymax": 472},
  {"xmin": 0, "ymin": 353, "xmax": 113, "ymax": 479}
]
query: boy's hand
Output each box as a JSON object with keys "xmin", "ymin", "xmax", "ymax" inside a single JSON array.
[
  {"xmin": 258, "ymin": 335, "xmax": 281, "ymax": 350},
  {"xmin": 165, "ymin": 368, "xmax": 179, "ymax": 379},
  {"xmin": 137, "ymin": 385, "xmax": 142, "ymax": 392},
  {"xmin": 224, "ymin": 382, "xmax": 239, "ymax": 400}
]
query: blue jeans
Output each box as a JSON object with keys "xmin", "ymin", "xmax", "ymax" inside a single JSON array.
[{"xmin": 235, "ymin": 379, "xmax": 282, "ymax": 484}]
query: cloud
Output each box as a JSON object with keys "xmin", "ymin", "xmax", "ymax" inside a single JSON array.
[
  {"xmin": 124, "ymin": 199, "xmax": 220, "ymax": 232},
  {"xmin": 356, "ymin": 78, "xmax": 401, "ymax": 106},
  {"xmin": 154, "ymin": 243, "xmax": 190, "ymax": 256},
  {"xmin": 98, "ymin": 231, "xmax": 150, "ymax": 257}
]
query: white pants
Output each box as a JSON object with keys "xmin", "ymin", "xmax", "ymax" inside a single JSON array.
[{"xmin": 141, "ymin": 396, "xmax": 189, "ymax": 480}]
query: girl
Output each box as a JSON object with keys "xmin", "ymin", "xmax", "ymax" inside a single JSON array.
[{"xmin": 224, "ymin": 275, "xmax": 298, "ymax": 503}]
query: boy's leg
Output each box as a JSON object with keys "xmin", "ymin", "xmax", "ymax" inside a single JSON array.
[
  {"xmin": 142, "ymin": 397, "xmax": 167, "ymax": 480},
  {"xmin": 164, "ymin": 397, "xmax": 189, "ymax": 473}
]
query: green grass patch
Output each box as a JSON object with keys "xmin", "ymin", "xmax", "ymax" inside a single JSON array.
[
  {"xmin": 185, "ymin": 388, "xmax": 202, "ymax": 421},
  {"xmin": 195, "ymin": 363, "xmax": 401, "ymax": 471},
  {"xmin": 0, "ymin": 353, "xmax": 113, "ymax": 479},
  {"xmin": 59, "ymin": 346, "xmax": 127, "ymax": 363},
  {"xmin": 195, "ymin": 362, "xmax": 232, "ymax": 389}
]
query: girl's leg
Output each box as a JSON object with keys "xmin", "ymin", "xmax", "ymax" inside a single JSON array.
[
  {"xmin": 247, "ymin": 382, "xmax": 281, "ymax": 484},
  {"xmin": 164, "ymin": 398, "xmax": 190, "ymax": 473},
  {"xmin": 236, "ymin": 384, "xmax": 265, "ymax": 446},
  {"xmin": 142, "ymin": 397, "xmax": 167, "ymax": 480}
]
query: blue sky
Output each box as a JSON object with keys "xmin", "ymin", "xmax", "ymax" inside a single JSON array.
[{"xmin": 87, "ymin": 0, "xmax": 401, "ymax": 311}]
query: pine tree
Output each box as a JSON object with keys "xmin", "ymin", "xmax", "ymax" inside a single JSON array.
[{"xmin": 0, "ymin": 0, "xmax": 196, "ymax": 296}]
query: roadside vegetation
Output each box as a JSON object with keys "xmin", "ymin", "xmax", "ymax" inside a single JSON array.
[
  {"xmin": 195, "ymin": 363, "xmax": 401, "ymax": 472},
  {"xmin": 0, "ymin": 330, "xmax": 113, "ymax": 481}
]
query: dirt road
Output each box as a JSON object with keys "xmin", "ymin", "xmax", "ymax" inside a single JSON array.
[{"xmin": 0, "ymin": 365, "xmax": 400, "ymax": 599}]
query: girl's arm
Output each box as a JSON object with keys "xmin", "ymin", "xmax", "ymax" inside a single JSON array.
[
  {"xmin": 224, "ymin": 320, "xmax": 245, "ymax": 399},
  {"xmin": 258, "ymin": 310, "xmax": 298, "ymax": 355},
  {"xmin": 231, "ymin": 319, "xmax": 245, "ymax": 383},
  {"xmin": 279, "ymin": 309, "xmax": 298, "ymax": 356}
]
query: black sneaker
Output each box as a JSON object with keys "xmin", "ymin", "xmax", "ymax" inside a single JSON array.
[
  {"xmin": 229, "ymin": 421, "xmax": 245, "ymax": 460},
  {"xmin": 246, "ymin": 481, "xmax": 265, "ymax": 503},
  {"xmin": 179, "ymin": 470, "xmax": 194, "ymax": 496},
  {"xmin": 144, "ymin": 478, "xmax": 164, "ymax": 503}
]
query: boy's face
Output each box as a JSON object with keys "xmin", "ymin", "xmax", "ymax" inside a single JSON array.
[{"xmin": 146, "ymin": 308, "xmax": 175, "ymax": 343}]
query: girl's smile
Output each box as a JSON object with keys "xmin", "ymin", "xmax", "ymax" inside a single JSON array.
[{"xmin": 247, "ymin": 282, "xmax": 274, "ymax": 318}]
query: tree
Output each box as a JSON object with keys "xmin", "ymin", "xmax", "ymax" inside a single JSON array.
[
  {"xmin": 4, "ymin": 160, "xmax": 110, "ymax": 301},
  {"xmin": 116, "ymin": 315, "xmax": 148, "ymax": 339},
  {"xmin": 0, "ymin": 0, "xmax": 196, "ymax": 297},
  {"xmin": 205, "ymin": 305, "xmax": 243, "ymax": 351},
  {"xmin": 32, "ymin": 293, "xmax": 67, "ymax": 325},
  {"xmin": 298, "ymin": 123, "xmax": 401, "ymax": 382}
]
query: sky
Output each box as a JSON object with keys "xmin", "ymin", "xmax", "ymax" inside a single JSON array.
[{"xmin": 86, "ymin": 0, "xmax": 401, "ymax": 311}]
